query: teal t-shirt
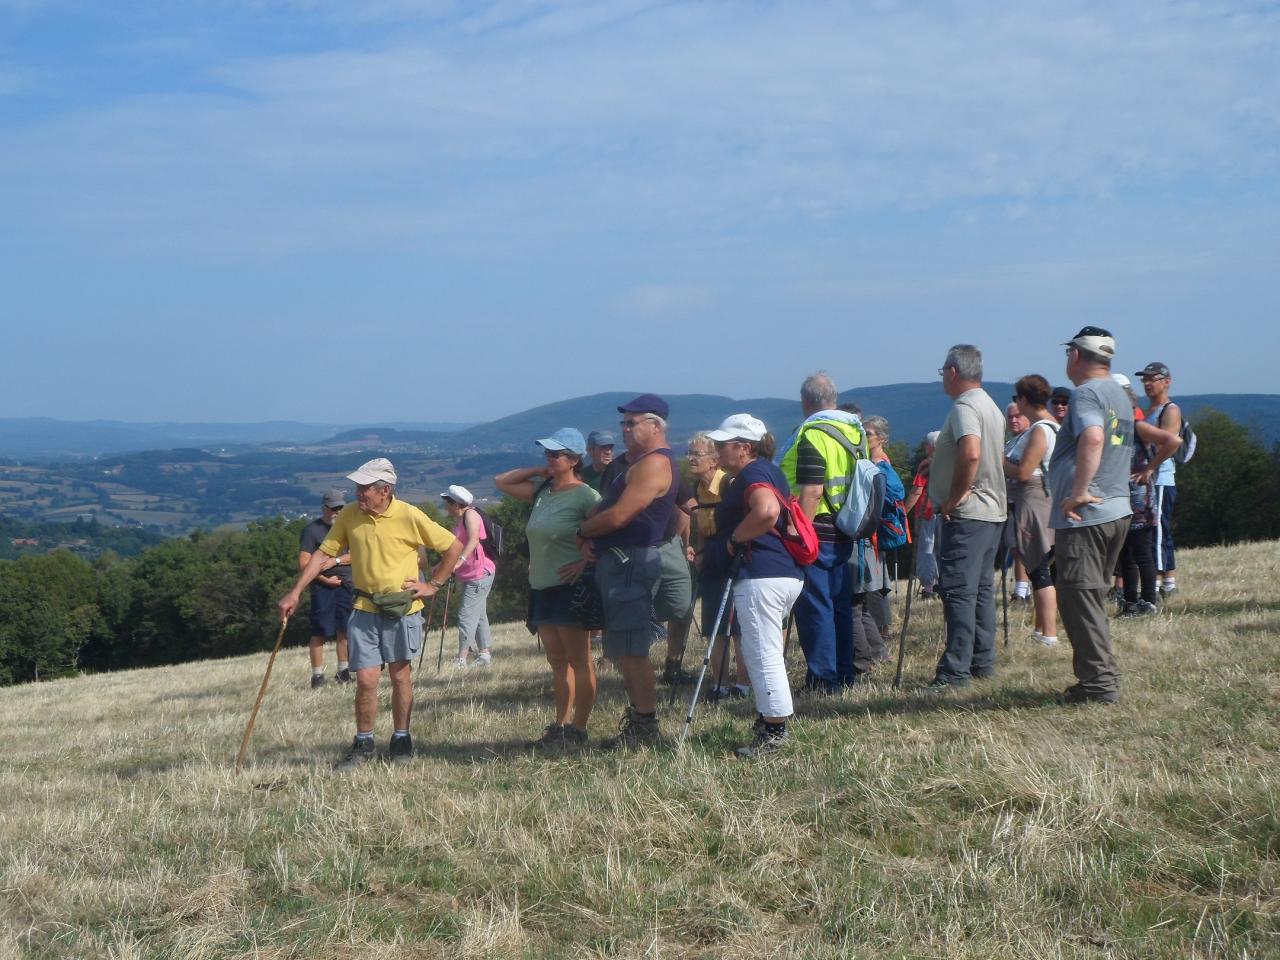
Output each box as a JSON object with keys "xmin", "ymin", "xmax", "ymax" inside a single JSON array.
[{"xmin": 526, "ymin": 483, "xmax": 601, "ymax": 589}]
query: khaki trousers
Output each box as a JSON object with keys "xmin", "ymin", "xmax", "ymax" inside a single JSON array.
[{"xmin": 1055, "ymin": 518, "xmax": 1130, "ymax": 696}]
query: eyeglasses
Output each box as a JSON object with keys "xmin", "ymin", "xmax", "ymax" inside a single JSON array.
[
  {"xmin": 1064, "ymin": 346, "xmax": 1076, "ymax": 357},
  {"xmin": 937, "ymin": 366, "xmax": 950, "ymax": 377},
  {"xmin": 544, "ymin": 449, "xmax": 574, "ymax": 459},
  {"xmin": 687, "ymin": 452, "xmax": 711, "ymax": 460},
  {"xmin": 620, "ymin": 417, "xmax": 655, "ymax": 429}
]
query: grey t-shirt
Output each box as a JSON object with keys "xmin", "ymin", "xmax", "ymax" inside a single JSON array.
[
  {"xmin": 928, "ymin": 387, "xmax": 1008, "ymax": 522},
  {"xmin": 1049, "ymin": 377, "xmax": 1134, "ymax": 529}
]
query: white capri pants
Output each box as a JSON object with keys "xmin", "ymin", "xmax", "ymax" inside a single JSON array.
[{"xmin": 732, "ymin": 576, "xmax": 804, "ymax": 719}]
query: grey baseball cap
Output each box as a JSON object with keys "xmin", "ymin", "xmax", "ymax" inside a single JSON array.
[
  {"xmin": 586, "ymin": 430, "xmax": 616, "ymax": 447},
  {"xmin": 322, "ymin": 488, "xmax": 346, "ymax": 509}
]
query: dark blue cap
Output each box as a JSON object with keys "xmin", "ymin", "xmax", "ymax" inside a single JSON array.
[
  {"xmin": 586, "ymin": 430, "xmax": 616, "ymax": 447},
  {"xmin": 617, "ymin": 393, "xmax": 669, "ymax": 420}
]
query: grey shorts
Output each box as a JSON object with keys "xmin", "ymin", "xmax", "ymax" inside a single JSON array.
[
  {"xmin": 655, "ymin": 534, "xmax": 695, "ymax": 622},
  {"xmin": 597, "ymin": 545, "xmax": 664, "ymax": 659},
  {"xmin": 347, "ymin": 609, "xmax": 423, "ymax": 670}
]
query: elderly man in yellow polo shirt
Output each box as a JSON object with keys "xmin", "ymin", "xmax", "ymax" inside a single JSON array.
[{"xmin": 279, "ymin": 458, "xmax": 463, "ymax": 769}]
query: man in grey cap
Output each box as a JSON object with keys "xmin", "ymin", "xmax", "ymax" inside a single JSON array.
[
  {"xmin": 582, "ymin": 430, "xmax": 616, "ymax": 492},
  {"xmin": 1051, "ymin": 327, "xmax": 1134, "ymax": 704},
  {"xmin": 298, "ymin": 489, "xmax": 354, "ymax": 687},
  {"xmin": 1136, "ymin": 361, "xmax": 1183, "ymax": 596},
  {"xmin": 280, "ymin": 458, "xmax": 463, "ymax": 768}
]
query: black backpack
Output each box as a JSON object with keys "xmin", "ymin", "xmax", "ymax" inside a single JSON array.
[{"xmin": 469, "ymin": 507, "xmax": 504, "ymax": 560}]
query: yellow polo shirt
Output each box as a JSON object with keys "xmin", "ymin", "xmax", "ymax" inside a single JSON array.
[{"xmin": 320, "ymin": 498, "xmax": 457, "ymax": 614}]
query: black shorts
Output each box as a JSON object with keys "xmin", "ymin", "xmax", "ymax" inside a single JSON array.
[
  {"xmin": 530, "ymin": 584, "xmax": 581, "ymax": 628},
  {"xmin": 699, "ymin": 576, "xmax": 742, "ymax": 638},
  {"xmin": 309, "ymin": 582, "xmax": 353, "ymax": 638}
]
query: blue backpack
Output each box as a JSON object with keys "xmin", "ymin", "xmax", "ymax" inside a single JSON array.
[
  {"xmin": 807, "ymin": 423, "xmax": 885, "ymax": 541},
  {"xmin": 874, "ymin": 460, "xmax": 910, "ymax": 551}
]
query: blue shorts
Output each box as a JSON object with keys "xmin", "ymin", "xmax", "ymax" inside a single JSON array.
[
  {"xmin": 529, "ymin": 585, "xmax": 580, "ymax": 628},
  {"xmin": 346, "ymin": 609, "xmax": 423, "ymax": 670},
  {"xmin": 309, "ymin": 582, "xmax": 353, "ymax": 638}
]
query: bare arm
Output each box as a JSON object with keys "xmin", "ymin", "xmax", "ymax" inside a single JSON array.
[
  {"xmin": 578, "ymin": 455, "xmax": 671, "ymax": 538},
  {"xmin": 1005, "ymin": 428, "xmax": 1047, "ymax": 483},
  {"xmin": 942, "ymin": 435, "xmax": 980, "ymax": 517},
  {"xmin": 1061, "ymin": 425, "xmax": 1104, "ymax": 521},
  {"xmin": 1134, "ymin": 421, "xmax": 1181, "ymax": 482},
  {"xmin": 407, "ymin": 538, "xmax": 466, "ymax": 600},
  {"xmin": 494, "ymin": 465, "xmax": 550, "ymax": 503},
  {"xmin": 798, "ymin": 484, "xmax": 823, "ymax": 521},
  {"xmin": 730, "ymin": 485, "xmax": 781, "ymax": 547},
  {"xmin": 454, "ymin": 509, "xmax": 482, "ymax": 567},
  {"xmin": 279, "ymin": 548, "xmax": 334, "ymax": 619}
]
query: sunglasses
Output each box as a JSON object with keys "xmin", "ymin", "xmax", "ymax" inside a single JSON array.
[
  {"xmin": 620, "ymin": 417, "xmax": 654, "ymax": 429},
  {"xmin": 544, "ymin": 448, "xmax": 574, "ymax": 459}
]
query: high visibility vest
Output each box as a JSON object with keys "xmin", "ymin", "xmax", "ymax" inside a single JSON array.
[{"xmin": 779, "ymin": 419, "xmax": 867, "ymax": 520}]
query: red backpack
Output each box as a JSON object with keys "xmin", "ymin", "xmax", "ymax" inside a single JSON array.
[{"xmin": 744, "ymin": 483, "xmax": 819, "ymax": 566}]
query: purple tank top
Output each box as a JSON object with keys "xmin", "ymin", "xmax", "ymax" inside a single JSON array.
[{"xmin": 594, "ymin": 448, "xmax": 679, "ymax": 549}]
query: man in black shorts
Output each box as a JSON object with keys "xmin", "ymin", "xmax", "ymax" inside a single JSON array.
[{"xmin": 299, "ymin": 489, "xmax": 354, "ymax": 688}]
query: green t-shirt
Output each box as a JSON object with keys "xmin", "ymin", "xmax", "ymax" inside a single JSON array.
[{"xmin": 526, "ymin": 482, "xmax": 601, "ymax": 589}]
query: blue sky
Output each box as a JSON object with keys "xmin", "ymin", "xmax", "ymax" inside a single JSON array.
[{"xmin": 3, "ymin": 1, "xmax": 1277, "ymax": 423}]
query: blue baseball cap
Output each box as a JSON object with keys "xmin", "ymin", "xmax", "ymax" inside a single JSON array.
[
  {"xmin": 535, "ymin": 427, "xmax": 587, "ymax": 456},
  {"xmin": 617, "ymin": 393, "xmax": 669, "ymax": 420},
  {"xmin": 586, "ymin": 430, "xmax": 616, "ymax": 447}
]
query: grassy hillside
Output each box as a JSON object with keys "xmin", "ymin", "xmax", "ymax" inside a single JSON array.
[{"xmin": 2, "ymin": 542, "xmax": 1277, "ymax": 958}]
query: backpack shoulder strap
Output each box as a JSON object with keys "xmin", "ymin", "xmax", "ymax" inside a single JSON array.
[{"xmin": 805, "ymin": 421, "xmax": 867, "ymax": 460}]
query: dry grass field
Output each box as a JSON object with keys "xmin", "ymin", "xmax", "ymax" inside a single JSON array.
[{"xmin": 2, "ymin": 542, "xmax": 1277, "ymax": 959}]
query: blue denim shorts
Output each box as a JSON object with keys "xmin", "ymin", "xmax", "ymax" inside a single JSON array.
[{"xmin": 346, "ymin": 609, "xmax": 423, "ymax": 670}]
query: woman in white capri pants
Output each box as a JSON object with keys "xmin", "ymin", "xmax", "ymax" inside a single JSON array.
[{"xmin": 702, "ymin": 414, "xmax": 805, "ymax": 758}]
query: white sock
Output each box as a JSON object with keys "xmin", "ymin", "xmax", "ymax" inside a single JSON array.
[
  {"xmin": 1163, "ymin": 576, "xmax": 1176, "ymax": 588},
  {"xmin": 1015, "ymin": 581, "xmax": 1030, "ymax": 598},
  {"xmin": 312, "ymin": 668, "xmax": 325, "ymax": 678},
  {"xmin": 392, "ymin": 729, "xmax": 409, "ymax": 739},
  {"xmin": 338, "ymin": 661, "xmax": 349, "ymax": 672}
]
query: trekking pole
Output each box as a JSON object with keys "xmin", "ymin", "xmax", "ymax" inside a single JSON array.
[
  {"xmin": 235, "ymin": 617, "xmax": 289, "ymax": 773},
  {"xmin": 435, "ymin": 577, "xmax": 455, "ymax": 672},
  {"xmin": 891, "ymin": 577, "xmax": 915, "ymax": 689},
  {"xmin": 710, "ymin": 606, "xmax": 736, "ymax": 706},
  {"xmin": 1001, "ymin": 560, "xmax": 1010, "ymax": 649},
  {"xmin": 678, "ymin": 554, "xmax": 741, "ymax": 751},
  {"xmin": 415, "ymin": 590, "xmax": 441, "ymax": 670}
]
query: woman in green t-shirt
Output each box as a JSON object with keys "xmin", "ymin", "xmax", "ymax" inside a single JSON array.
[{"xmin": 495, "ymin": 427, "xmax": 601, "ymax": 754}]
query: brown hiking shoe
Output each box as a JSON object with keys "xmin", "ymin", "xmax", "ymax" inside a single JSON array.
[{"xmin": 599, "ymin": 707, "xmax": 663, "ymax": 751}]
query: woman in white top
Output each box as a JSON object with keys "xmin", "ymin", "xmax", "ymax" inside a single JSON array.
[{"xmin": 1003, "ymin": 374, "xmax": 1060, "ymax": 646}]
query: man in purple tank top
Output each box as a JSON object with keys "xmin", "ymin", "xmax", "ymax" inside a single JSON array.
[{"xmin": 576, "ymin": 394, "xmax": 681, "ymax": 749}]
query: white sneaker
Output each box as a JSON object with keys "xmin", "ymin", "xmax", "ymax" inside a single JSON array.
[
  {"xmin": 471, "ymin": 654, "xmax": 492, "ymax": 668},
  {"xmin": 450, "ymin": 656, "xmax": 469, "ymax": 668},
  {"xmin": 1033, "ymin": 631, "xmax": 1058, "ymax": 647}
]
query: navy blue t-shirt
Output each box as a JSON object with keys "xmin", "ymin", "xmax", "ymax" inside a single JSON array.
[{"xmin": 710, "ymin": 458, "xmax": 803, "ymax": 581}]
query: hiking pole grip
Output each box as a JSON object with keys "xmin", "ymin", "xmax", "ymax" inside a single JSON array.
[
  {"xmin": 678, "ymin": 552, "xmax": 742, "ymax": 751},
  {"xmin": 892, "ymin": 576, "xmax": 914, "ymax": 689},
  {"xmin": 236, "ymin": 617, "xmax": 289, "ymax": 773}
]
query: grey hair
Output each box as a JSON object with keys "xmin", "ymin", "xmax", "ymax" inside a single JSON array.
[
  {"xmin": 800, "ymin": 371, "xmax": 838, "ymax": 410},
  {"xmin": 943, "ymin": 344, "xmax": 983, "ymax": 381},
  {"xmin": 863, "ymin": 415, "xmax": 889, "ymax": 441},
  {"xmin": 688, "ymin": 432, "xmax": 715, "ymax": 453},
  {"xmin": 647, "ymin": 414, "xmax": 667, "ymax": 432},
  {"xmin": 371, "ymin": 480, "xmax": 393, "ymax": 492},
  {"xmin": 925, "ymin": 430, "xmax": 940, "ymax": 447}
]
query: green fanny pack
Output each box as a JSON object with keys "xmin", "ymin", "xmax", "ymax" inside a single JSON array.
[{"xmin": 355, "ymin": 588, "xmax": 416, "ymax": 619}]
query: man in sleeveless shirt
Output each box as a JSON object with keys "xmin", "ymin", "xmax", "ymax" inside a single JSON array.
[
  {"xmin": 576, "ymin": 394, "xmax": 683, "ymax": 749},
  {"xmin": 1136, "ymin": 362, "xmax": 1182, "ymax": 596}
]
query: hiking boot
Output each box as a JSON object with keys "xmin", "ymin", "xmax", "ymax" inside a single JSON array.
[
  {"xmin": 599, "ymin": 707, "xmax": 663, "ymax": 751},
  {"xmin": 919, "ymin": 678, "xmax": 964, "ymax": 695},
  {"xmin": 526, "ymin": 723, "xmax": 566, "ymax": 751},
  {"xmin": 1119, "ymin": 600, "xmax": 1159, "ymax": 618},
  {"xmin": 661, "ymin": 659, "xmax": 694, "ymax": 685},
  {"xmin": 335, "ymin": 668, "xmax": 353, "ymax": 683},
  {"xmin": 1159, "ymin": 584, "xmax": 1179, "ymax": 598},
  {"xmin": 388, "ymin": 733, "xmax": 414, "ymax": 765},
  {"xmin": 560, "ymin": 725, "xmax": 589, "ymax": 754},
  {"xmin": 1061, "ymin": 684, "xmax": 1118, "ymax": 706},
  {"xmin": 335, "ymin": 736, "xmax": 375, "ymax": 771},
  {"xmin": 310, "ymin": 674, "xmax": 326, "ymax": 689},
  {"xmin": 735, "ymin": 720, "xmax": 789, "ymax": 759}
]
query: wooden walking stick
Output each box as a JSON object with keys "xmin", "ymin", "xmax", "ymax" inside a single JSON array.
[
  {"xmin": 891, "ymin": 576, "xmax": 915, "ymax": 689},
  {"xmin": 236, "ymin": 617, "xmax": 289, "ymax": 773}
]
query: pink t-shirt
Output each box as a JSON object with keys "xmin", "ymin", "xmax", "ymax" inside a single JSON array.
[{"xmin": 453, "ymin": 512, "xmax": 495, "ymax": 581}]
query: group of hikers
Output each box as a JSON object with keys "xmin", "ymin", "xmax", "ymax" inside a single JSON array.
[{"xmin": 278, "ymin": 325, "xmax": 1192, "ymax": 767}]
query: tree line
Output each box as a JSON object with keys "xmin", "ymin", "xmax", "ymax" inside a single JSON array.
[{"xmin": 1, "ymin": 409, "xmax": 1275, "ymax": 686}]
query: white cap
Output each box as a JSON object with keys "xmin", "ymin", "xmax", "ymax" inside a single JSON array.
[
  {"xmin": 1110, "ymin": 373, "xmax": 1131, "ymax": 388},
  {"xmin": 706, "ymin": 413, "xmax": 767, "ymax": 443},
  {"xmin": 346, "ymin": 457, "xmax": 397, "ymax": 485},
  {"xmin": 441, "ymin": 484, "xmax": 474, "ymax": 506}
]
